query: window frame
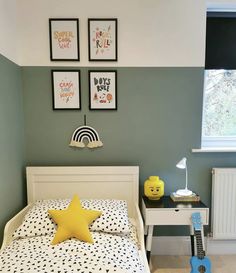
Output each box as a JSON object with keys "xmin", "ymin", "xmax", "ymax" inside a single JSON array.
[{"xmin": 201, "ymin": 11, "xmax": 236, "ymax": 150}]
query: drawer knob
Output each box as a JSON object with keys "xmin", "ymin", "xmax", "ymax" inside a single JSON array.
[{"xmin": 175, "ymin": 209, "xmax": 179, "ymax": 212}]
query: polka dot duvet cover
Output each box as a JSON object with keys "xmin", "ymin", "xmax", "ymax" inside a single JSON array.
[{"xmin": 0, "ymin": 221, "xmax": 145, "ymax": 273}]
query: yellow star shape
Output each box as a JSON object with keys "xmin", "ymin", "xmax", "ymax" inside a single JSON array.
[{"xmin": 48, "ymin": 195, "xmax": 102, "ymax": 245}]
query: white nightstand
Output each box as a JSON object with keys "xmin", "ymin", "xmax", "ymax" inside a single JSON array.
[{"xmin": 141, "ymin": 196, "xmax": 209, "ymax": 261}]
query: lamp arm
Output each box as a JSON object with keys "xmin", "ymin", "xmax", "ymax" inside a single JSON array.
[{"xmin": 185, "ymin": 165, "xmax": 188, "ymax": 190}]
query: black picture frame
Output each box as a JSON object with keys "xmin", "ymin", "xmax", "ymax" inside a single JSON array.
[
  {"xmin": 89, "ymin": 70, "xmax": 117, "ymax": 110},
  {"xmin": 51, "ymin": 70, "xmax": 81, "ymax": 110},
  {"xmin": 88, "ymin": 18, "xmax": 118, "ymax": 61},
  {"xmin": 49, "ymin": 18, "xmax": 80, "ymax": 61}
]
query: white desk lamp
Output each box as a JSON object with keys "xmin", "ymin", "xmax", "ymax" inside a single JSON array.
[{"xmin": 176, "ymin": 157, "xmax": 193, "ymax": 196}]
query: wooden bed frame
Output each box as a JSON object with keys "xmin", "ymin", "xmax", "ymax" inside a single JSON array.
[{"xmin": 1, "ymin": 166, "xmax": 150, "ymax": 273}]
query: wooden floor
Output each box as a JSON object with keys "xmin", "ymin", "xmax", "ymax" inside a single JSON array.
[{"xmin": 151, "ymin": 255, "xmax": 236, "ymax": 273}]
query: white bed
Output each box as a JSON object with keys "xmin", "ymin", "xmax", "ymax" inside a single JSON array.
[{"xmin": 0, "ymin": 166, "xmax": 150, "ymax": 273}]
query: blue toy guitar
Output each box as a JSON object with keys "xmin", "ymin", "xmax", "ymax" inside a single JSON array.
[{"xmin": 190, "ymin": 212, "xmax": 212, "ymax": 273}]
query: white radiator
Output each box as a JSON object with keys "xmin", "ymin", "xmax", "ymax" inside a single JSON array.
[{"xmin": 212, "ymin": 168, "xmax": 236, "ymax": 239}]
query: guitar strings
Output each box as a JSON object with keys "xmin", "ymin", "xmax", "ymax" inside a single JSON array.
[{"xmin": 195, "ymin": 230, "xmax": 205, "ymax": 259}]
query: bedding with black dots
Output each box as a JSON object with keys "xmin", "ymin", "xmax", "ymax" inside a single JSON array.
[
  {"xmin": 0, "ymin": 228, "xmax": 145, "ymax": 273},
  {"xmin": 13, "ymin": 199, "xmax": 130, "ymax": 239}
]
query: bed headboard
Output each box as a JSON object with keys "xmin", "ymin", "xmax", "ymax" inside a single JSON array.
[{"xmin": 26, "ymin": 166, "xmax": 139, "ymax": 217}]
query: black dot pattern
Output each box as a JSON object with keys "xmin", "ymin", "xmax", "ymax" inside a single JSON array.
[
  {"xmin": 0, "ymin": 221, "xmax": 145, "ymax": 273},
  {"xmin": 13, "ymin": 199, "xmax": 130, "ymax": 239}
]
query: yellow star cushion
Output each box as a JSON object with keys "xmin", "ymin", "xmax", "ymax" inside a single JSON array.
[{"xmin": 48, "ymin": 195, "xmax": 102, "ymax": 245}]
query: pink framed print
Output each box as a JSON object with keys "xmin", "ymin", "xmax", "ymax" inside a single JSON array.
[
  {"xmin": 88, "ymin": 18, "xmax": 117, "ymax": 61},
  {"xmin": 51, "ymin": 70, "xmax": 81, "ymax": 110},
  {"xmin": 49, "ymin": 18, "xmax": 80, "ymax": 61}
]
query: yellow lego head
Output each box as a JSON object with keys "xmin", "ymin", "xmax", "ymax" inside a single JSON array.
[{"xmin": 144, "ymin": 176, "xmax": 164, "ymax": 200}]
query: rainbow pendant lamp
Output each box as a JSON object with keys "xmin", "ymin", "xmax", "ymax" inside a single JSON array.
[
  {"xmin": 69, "ymin": 115, "xmax": 103, "ymax": 149},
  {"xmin": 69, "ymin": 125, "xmax": 103, "ymax": 149}
]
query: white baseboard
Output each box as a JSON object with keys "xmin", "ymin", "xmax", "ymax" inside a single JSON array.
[{"xmin": 151, "ymin": 236, "xmax": 236, "ymax": 255}]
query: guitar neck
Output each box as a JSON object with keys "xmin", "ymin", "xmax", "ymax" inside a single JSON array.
[{"xmin": 195, "ymin": 230, "xmax": 205, "ymax": 259}]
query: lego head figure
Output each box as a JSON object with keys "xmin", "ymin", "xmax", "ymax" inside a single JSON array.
[{"xmin": 144, "ymin": 176, "xmax": 164, "ymax": 200}]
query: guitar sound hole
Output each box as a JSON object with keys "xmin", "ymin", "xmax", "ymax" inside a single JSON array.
[{"xmin": 198, "ymin": 265, "xmax": 206, "ymax": 273}]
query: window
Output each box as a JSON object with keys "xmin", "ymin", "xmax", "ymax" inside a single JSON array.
[
  {"xmin": 202, "ymin": 69, "xmax": 236, "ymax": 147},
  {"xmin": 202, "ymin": 12, "xmax": 236, "ymax": 148}
]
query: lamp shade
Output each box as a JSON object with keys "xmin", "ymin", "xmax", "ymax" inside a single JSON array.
[
  {"xmin": 175, "ymin": 157, "xmax": 193, "ymax": 196},
  {"xmin": 176, "ymin": 157, "xmax": 187, "ymax": 169}
]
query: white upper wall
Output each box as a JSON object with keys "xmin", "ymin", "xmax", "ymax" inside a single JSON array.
[
  {"xmin": 0, "ymin": 0, "xmax": 19, "ymax": 63},
  {"xmin": 17, "ymin": 0, "xmax": 207, "ymax": 67},
  {"xmin": 3, "ymin": 0, "xmax": 236, "ymax": 66}
]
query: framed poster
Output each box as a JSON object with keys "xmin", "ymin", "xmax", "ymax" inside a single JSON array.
[
  {"xmin": 51, "ymin": 70, "xmax": 81, "ymax": 110},
  {"xmin": 49, "ymin": 18, "xmax": 80, "ymax": 61},
  {"xmin": 88, "ymin": 18, "xmax": 117, "ymax": 61},
  {"xmin": 89, "ymin": 70, "xmax": 117, "ymax": 110}
]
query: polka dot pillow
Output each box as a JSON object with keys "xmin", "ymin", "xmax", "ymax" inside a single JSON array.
[{"xmin": 13, "ymin": 199, "xmax": 130, "ymax": 239}]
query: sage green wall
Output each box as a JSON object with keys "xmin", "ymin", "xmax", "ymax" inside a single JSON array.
[
  {"xmin": 0, "ymin": 54, "xmax": 25, "ymax": 244},
  {"xmin": 22, "ymin": 67, "xmax": 236, "ymax": 236}
]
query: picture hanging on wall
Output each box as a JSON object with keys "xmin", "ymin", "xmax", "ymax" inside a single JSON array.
[
  {"xmin": 49, "ymin": 18, "xmax": 80, "ymax": 61},
  {"xmin": 51, "ymin": 70, "xmax": 81, "ymax": 110},
  {"xmin": 89, "ymin": 70, "xmax": 117, "ymax": 110},
  {"xmin": 88, "ymin": 18, "xmax": 117, "ymax": 61}
]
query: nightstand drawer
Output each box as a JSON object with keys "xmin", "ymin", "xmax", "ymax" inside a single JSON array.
[{"xmin": 143, "ymin": 208, "xmax": 208, "ymax": 225}]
